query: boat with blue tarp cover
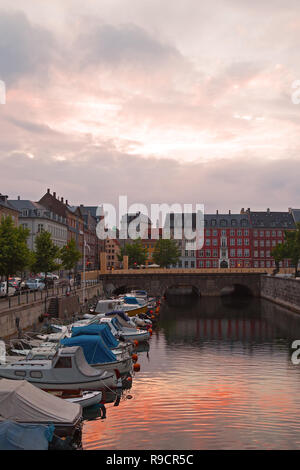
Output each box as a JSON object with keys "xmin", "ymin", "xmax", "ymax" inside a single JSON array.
[{"xmin": 60, "ymin": 335, "xmax": 132, "ymax": 376}]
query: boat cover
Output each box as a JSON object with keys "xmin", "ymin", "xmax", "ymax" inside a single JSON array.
[
  {"xmin": 123, "ymin": 296, "xmax": 139, "ymax": 305},
  {"xmin": 0, "ymin": 379, "xmax": 81, "ymax": 425},
  {"xmin": 105, "ymin": 310, "xmax": 131, "ymax": 322},
  {"xmin": 0, "ymin": 420, "xmax": 53, "ymax": 450},
  {"xmin": 61, "ymin": 335, "xmax": 117, "ymax": 364},
  {"xmin": 71, "ymin": 324, "xmax": 119, "ymax": 349},
  {"xmin": 111, "ymin": 317, "xmax": 124, "ymax": 331}
]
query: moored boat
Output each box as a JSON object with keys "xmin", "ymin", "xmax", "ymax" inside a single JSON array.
[{"xmin": 0, "ymin": 347, "xmax": 119, "ymax": 391}]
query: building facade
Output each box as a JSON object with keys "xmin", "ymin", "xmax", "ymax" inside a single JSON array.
[
  {"xmin": 0, "ymin": 194, "xmax": 19, "ymax": 225},
  {"xmin": 9, "ymin": 199, "xmax": 68, "ymax": 250}
]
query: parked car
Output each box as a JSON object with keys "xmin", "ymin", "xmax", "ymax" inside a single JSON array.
[
  {"xmin": 25, "ymin": 279, "xmax": 45, "ymax": 291},
  {"xmin": 0, "ymin": 282, "xmax": 16, "ymax": 297},
  {"xmin": 8, "ymin": 278, "xmax": 26, "ymax": 292}
]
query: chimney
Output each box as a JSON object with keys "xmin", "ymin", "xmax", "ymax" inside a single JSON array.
[
  {"xmin": 216, "ymin": 210, "xmax": 218, "ymax": 214},
  {"xmin": 18, "ymin": 196, "xmax": 20, "ymax": 200},
  {"xmin": 47, "ymin": 188, "xmax": 50, "ymax": 194},
  {"xmin": 240, "ymin": 208, "xmax": 245, "ymax": 214},
  {"xmin": 246, "ymin": 208, "xmax": 250, "ymax": 213},
  {"xmin": 229, "ymin": 210, "xmax": 231, "ymax": 215},
  {"xmin": 53, "ymin": 191, "xmax": 56, "ymax": 198},
  {"xmin": 61, "ymin": 197, "xmax": 64, "ymax": 203},
  {"xmin": 267, "ymin": 208, "xmax": 270, "ymax": 213},
  {"xmin": 66, "ymin": 200, "xmax": 68, "ymax": 206}
]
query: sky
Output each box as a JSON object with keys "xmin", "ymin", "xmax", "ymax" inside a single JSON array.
[{"xmin": 0, "ymin": 0, "xmax": 300, "ymax": 213}]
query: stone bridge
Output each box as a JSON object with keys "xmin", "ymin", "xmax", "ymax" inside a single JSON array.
[{"xmin": 99, "ymin": 271, "xmax": 263, "ymax": 297}]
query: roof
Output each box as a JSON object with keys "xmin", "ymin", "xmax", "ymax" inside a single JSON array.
[
  {"xmin": 165, "ymin": 212, "xmax": 249, "ymax": 229},
  {"xmin": 290, "ymin": 209, "xmax": 300, "ymax": 224},
  {"xmin": 9, "ymin": 200, "xmax": 45, "ymax": 211},
  {"xmin": 0, "ymin": 379, "xmax": 81, "ymax": 425},
  {"xmin": 0, "ymin": 195, "xmax": 20, "ymax": 214},
  {"xmin": 249, "ymin": 211, "xmax": 295, "ymax": 229}
]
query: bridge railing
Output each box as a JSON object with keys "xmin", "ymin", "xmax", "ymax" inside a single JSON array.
[{"xmin": 101, "ymin": 268, "xmax": 294, "ymax": 275}]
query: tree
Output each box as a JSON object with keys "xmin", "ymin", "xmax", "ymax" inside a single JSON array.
[
  {"xmin": 31, "ymin": 231, "xmax": 61, "ymax": 275},
  {"xmin": 60, "ymin": 239, "xmax": 82, "ymax": 279},
  {"xmin": 271, "ymin": 223, "xmax": 300, "ymax": 277},
  {"xmin": 152, "ymin": 238, "xmax": 181, "ymax": 268},
  {"xmin": 118, "ymin": 239, "xmax": 147, "ymax": 267},
  {"xmin": 0, "ymin": 216, "xmax": 32, "ymax": 292}
]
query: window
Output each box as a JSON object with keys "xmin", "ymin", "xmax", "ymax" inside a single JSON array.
[
  {"xmin": 254, "ymin": 230, "xmax": 258, "ymax": 237},
  {"xmin": 260, "ymin": 261, "xmax": 265, "ymax": 267},
  {"xmin": 198, "ymin": 260, "xmax": 204, "ymax": 267},
  {"xmin": 213, "ymin": 230, "xmax": 217, "ymax": 236},
  {"xmin": 15, "ymin": 370, "xmax": 26, "ymax": 377},
  {"xmin": 212, "ymin": 238, "xmax": 218, "ymax": 246},
  {"xmin": 206, "ymin": 239, "xmax": 211, "ymax": 246},
  {"xmin": 230, "ymin": 229, "xmax": 235, "ymax": 236},
  {"xmin": 244, "ymin": 249, "xmax": 250, "ymax": 257},
  {"xmin": 244, "ymin": 229, "xmax": 249, "ymax": 236},
  {"xmin": 272, "ymin": 231, "xmax": 276, "ymax": 237},
  {"xmin": 277, "ymin": 231, "xmax": 282, "ymax": 237},
  {"xmin": 213, "ymin": 249, "xmax": 218, "ymax": 257},
  {"xmin": 237, "ymin": 249, "xmax": 242, "ymax": 257},
  {"xmin": 230, "ymin": 238, "xmax": 235, "ymax": 246},
  {"xmin": 254, "ymin": 261, "xmax": 259, "ymax": 267},
  {"xmin": 230, "ymin": 259, "xmax": 235, "ymax": 267},
  {"xmin": 237, "ymin": 238, "xmax": 242, "ymax": 245},
  {"xmin": 230, "ymin": 249, "xmax": 235, "ymax": 257},
  {"xmin": 231, "ymin": 219, "xmax": 237, "ymax": 226},
  {"xmin": 185, "ymin": 250, "xmax": 189, "ymax": 256},
  {"xmin": 221, "ymin": 230, "xmax": 226, "ymax": 236},
  {"xmin": 245, "ymin": 238, "xmax": 249, "ymax": 245},
  {"xmin": 213, "ymin": 260, "xmax": 218, "ymax": 267},
  {"xmin": 260, "ymin": 240, "xmax": 264, "ymax": 247},
  {"xmin": 184, "ymin": 261, "xmax": 188, "ymax": 268},
  {"xmin": 30, "ymin": 371, "xmax": 43, "ymax": 378},
  {"xmin": 199, "ymin": 250, "xmax": 204, "ymax": 257},
  {"xmin": 266, "ymin": 231, "xmax": 270, "ymax": 237},
  {"xmin": 206, "ymin": 229, "xmax": 210, "ymax": 236},
  {"xmin": 254, "ymin": 250, "xmax": 258, "ymax": 257},
  {"xmin": 237, "ymin": 230, "xmax": 242, "ymax": 236},
  {"xmin": 260, "ymin": 251, "xmax": 265, "ymax": 257},
  {"xmin": 191, "ymin": 261, "xmax": 195, "ymax": 268},
  {"xmin": 260, "ymin": 231, "xmax": 264, "ymax": 237},
  {"xmin": 206, "ymin": 260, "xmax": 211, "ymax": 267},
  {"xmin": 206, "ymin": 250, "xmax": 211, "ymax": 257}
]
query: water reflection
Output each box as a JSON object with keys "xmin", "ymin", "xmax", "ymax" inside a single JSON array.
[{"xmin": 83, "ymin": 297, "xmax": 300, "ymax": 450}]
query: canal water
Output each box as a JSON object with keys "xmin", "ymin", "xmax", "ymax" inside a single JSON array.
[{"xmin": 82, "ymin": 296, "xmax": 300, "ymax": 450}]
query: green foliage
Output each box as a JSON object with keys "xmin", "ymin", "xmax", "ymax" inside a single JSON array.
[
  {"xmin": 271, "ymin": 223, "xmax": 300, "ymax": 276},
  {"xmin": 0, "ymin": 216, "xmax": 31, "ymax": 284},
  {"xmin": 60, "ymin": 238, "xmax": 82, "ymax": 272},
  {"xmin": 152, "ymin": 238, "xmax": 181, "ymax": 268},
  {"xmin": 118, "ymin": 239, "xmax": 147, "ymax": 267},
  {"xmin": 31, "ymin": 230, "xmax": 61, "ymax": 274}
]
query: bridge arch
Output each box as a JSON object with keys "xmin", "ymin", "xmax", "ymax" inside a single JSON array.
[
  {"xmin": 164, "ymin": 284, "xmax": 201, "ymax": 298},
  {"xmin": 220, "ymin": 283, "xmax": 253, "ymax": 297}
]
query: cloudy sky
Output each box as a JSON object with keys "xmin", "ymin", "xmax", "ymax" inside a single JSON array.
[{"xmin": 0, "ymin": 0, "xmax": 300, "ymax": 213}]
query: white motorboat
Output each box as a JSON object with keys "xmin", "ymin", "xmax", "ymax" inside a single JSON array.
[
  {"xmin": 61, "ymin": 335, "xmax": 133, "ymax": 376},
  {"xmin": 0, "ymin": 347, "xmax": 119, "ymax": 391},
  {"xmin": 64, "ymin": 390, "xmax": 103, "ymax": 408},
  {"xmin": 94, "ymin": 298, "xmax": 148, "ymax": 317},
  {"xmin": 100, "ymin": 317, "xmax": 150, "ymax": 343}
]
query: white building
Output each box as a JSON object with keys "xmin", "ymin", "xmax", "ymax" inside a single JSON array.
[{"xmin": 9, "ymin": 199, "xmax": 68, "ymax": 250}]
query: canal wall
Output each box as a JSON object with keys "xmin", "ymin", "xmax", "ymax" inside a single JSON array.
[
  {"xmin": 260, "ymin": 276, "xmax": 300, "ymax": 314},
  {"xmin": 0, "ymin": 282, "xmax": 104, "ymax": 339}
]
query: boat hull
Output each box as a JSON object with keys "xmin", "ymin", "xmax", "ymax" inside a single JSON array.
[{"xmin": 125, "ymin": 305, "xmax": 148, "ymax": 316}]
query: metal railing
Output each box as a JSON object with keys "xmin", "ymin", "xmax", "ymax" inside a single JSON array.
[{"xmin": 0, "ymin": 279, "xmax": 100, "ymax": 311}]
